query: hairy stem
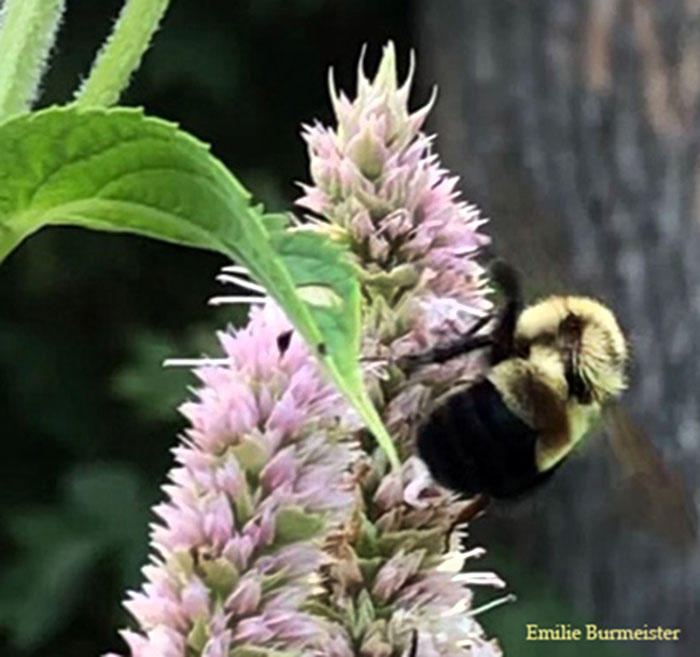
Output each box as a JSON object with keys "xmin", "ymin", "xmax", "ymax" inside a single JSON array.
[
  {"xmin": 0, "ymin": 0, "xmax": 65, "ymax": 121},
  {"xmin": 75, "ymin": 0, "xmax": 171, "ymax": 107}
]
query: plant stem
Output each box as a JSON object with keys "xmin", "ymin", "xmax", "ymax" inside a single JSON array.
[
  {"xmin": 75, "ymin": 0, "xmax": 171, "ymax": 108},
  {"xmin": 0, "ymin": 0, "xmax": 65, "ymax": 122}
]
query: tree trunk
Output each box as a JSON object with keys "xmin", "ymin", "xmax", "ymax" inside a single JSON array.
[{"xmin": 419, "ymin": 1, "xmax": 700, "ymax": 655}]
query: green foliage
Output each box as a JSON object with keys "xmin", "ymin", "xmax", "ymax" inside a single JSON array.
[
  {"xmin": 0, "ymin": 105, "xmax": 398, "ymax": 466},
  {"xmin": 0, "ymin": 105, "xmax": 258, "ymax": 260},
  {"xmin": 75, "ymin": 0, "xmax": 171, "ymax": 108},
  {"xmin": 0, "ymin": 0, "xmax": 65, "ymax": 120},
  {"xmin": 0, "ymin": 2, "xmax": 414, "ymax": 654},
  {"xmin": 112, "ymin": 324, "xmax": 226, "ymax": 422},
  {"xmin": 112, "ymin": 330, "xmax": 201, "ymax": 421},
  {"xmin": 0, "ymin": 319, "xmax": 107, "ymax": 448},
  {"xmin": 0, "ymin": 465, "xmax": 151, "ymax": 650}
]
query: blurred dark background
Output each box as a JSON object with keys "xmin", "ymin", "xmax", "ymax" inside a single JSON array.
[{"xmin": 0, "ymin": 1, "xmax": 697, "ymax": 656}]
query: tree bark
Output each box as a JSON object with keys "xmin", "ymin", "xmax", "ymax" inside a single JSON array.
[{"xmin": 419, "ymin": 1, "xmax": 700, "ymax": 655}]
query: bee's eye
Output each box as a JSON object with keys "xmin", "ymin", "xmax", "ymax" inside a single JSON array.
[{"xmin": 566, "ymin": 370, "xmax": 592, "ymax": 403}]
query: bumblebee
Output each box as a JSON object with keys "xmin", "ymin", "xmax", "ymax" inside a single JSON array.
[{"xmin": 414, "ymin": 263, "xmax": 628, "ymax": 499}]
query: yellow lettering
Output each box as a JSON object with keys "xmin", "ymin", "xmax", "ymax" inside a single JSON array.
[
  {"xmin": 612, "ymin": 629, "xmax": 633, "ymax": 640},
  {"xmin": 523, "ymin": 623, "xmax": 685, "ymax": 642}
]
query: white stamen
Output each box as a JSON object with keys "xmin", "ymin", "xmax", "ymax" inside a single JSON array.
[
  {"xmin": 216, "ymin": 274, "xmax": 266, "ymax": 293},
  {"xmin": 220, "ymin": 265, "xmax": 251, "ymax": 275},
  {"xmin": 445, "ymin": 599, "xmax": 470, "ymax": 616},
  {"xmin": 437, "ymin": 551, "xmax": 467, "ymax": 573},
  {"xmin": 453, "ymin": 571, "xmax": 507, "ymax": 587},
  {"xmin": 163, "ymin": 357, "xmax": 231, "ymax": 368},
  {"xmin": 208, "ymin": 296, "xmax": 267, "ymax": 306},
  {"xmin": 468, "ymin": 594, "xmax": 517, "ymax": 617},
  {"xmin": 462, "ymin": 546, "xmax": 487, "ymax": 560}
]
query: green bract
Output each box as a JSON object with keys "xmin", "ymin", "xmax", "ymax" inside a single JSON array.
[{"xmin": 0, "ymin": 105, "xmax": 399, "ymax": 468}]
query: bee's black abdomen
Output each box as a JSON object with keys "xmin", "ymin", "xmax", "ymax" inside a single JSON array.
[{"xmin": 417, "ymin": 379, "xmax": 557, "ymax": 499}]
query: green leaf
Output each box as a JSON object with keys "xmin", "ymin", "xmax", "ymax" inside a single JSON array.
[
  {"xmin": 268, "ymin": 227, "xmax": 399, "ymax": 468},
  {"xmin": 273, "ymin": 507, "xmax": 325, "ymax": 545},
  {"xmin": 0, "ymin": 105, "xmax": 399, "ymax": 467}
]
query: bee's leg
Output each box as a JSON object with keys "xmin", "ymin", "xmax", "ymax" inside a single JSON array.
[
  {"xmin": 399, "ymin": 313, "xmax": 494, "ymax": 372},
  {"xmin": 460, "ymin": 310, "xmax": 493, "ymax": 338},
  {"xmin": 488, "ymin": 296, "xmax": 518, "ymax": 364},
  {"xmin": 399, "ymin": 261, "xmax": 523, "ymax": 372},
  {"xmin": 488, "ymin": 259, "xmax": 522, "ymax": 364},
  {"xmin": 406, "ymin": 629, "xmax": 418, "ymax": 657},
  {"xmin": 403, "ymin": 334, "xmax": 494, "ymax": 369}
]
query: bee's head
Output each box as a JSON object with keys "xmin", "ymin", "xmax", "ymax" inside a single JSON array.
[{"xmin": 515, "ymin": 296, "xmax": 629, "ymax": 404}]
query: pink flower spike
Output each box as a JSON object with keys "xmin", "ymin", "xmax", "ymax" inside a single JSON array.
[
  {"xmin": 110, "ymin": 41, "xmax": 502, "ymax": 657},
  {"xmin": 109, "ymin": 304, "xmax": 358, "ymax": 657},
  {"xmin": 181, "ymin": 578, "xmax": 210, "ymax": 621},
  {"xmin": 201, "ymin": 630, "xmax": 232, "ymax": 657},
  {"xmin": 295, "ymin": 42, "xmax": 502, "ymax": 657},
  {"xmin": 226, "ymin": 577, "xmax": 262, "ymax": 616}
]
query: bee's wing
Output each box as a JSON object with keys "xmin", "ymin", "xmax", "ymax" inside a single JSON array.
[{"xmin": 603, "ymin": 405, "xmax": 698, "ymax": 549}]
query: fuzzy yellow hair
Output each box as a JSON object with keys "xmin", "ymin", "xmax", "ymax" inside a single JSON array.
[{"xmin": 515, "ymin": 296, "xmax": 628, "ymax": 402}]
